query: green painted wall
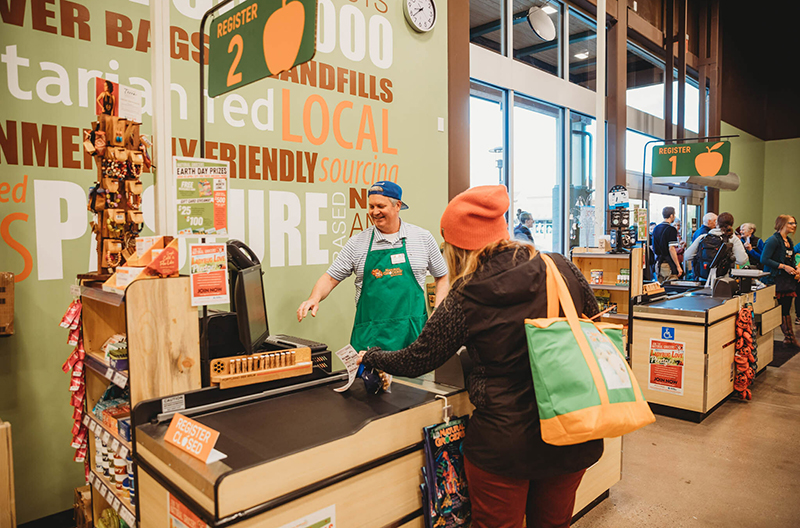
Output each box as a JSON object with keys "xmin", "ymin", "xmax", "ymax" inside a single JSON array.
[
  {"xmin": 762, "ymin": 137, "xmax": 800, "ymax": 234},
  {"xmin": 718, "ymin": 122, "xmax": 765, "ymax": 231},
  {"xmin": 719, "ymin": 122, "xmax": 800, "ymax": 239},
  {"xmin": 0, "ymin": 1, "xmax": 449, "ymax": 522}
]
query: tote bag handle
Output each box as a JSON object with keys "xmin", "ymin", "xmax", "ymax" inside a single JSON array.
[
  {"xmin": 541, "ymin": 254, "xmax": 610, "ymax": 406},
  {"xmin": 540, "ymin": 253, "xmax": 645, "ymax": 405}
]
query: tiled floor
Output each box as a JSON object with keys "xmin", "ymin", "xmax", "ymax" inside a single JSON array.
[{"xmin": 574, "ymin": 342, "xmax": 800, "ymax": 528}]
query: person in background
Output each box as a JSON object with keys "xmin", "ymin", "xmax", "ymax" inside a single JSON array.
[
  {"xmin": 646, "ymin": 222, "xmax": 657, "ymax": 279},
  {"xmin": 739, "ymin": 223, "xmax": 765, "ymax": 268},
  {"xmin": 794, "ymin": 241, "xmax": 800, "ymax": 326},
  {"xmin": 359, "ymin": 186, "xmax": 602, "ymax": 528},
  {"xmin": 649, "ymin": 222, "xmax": 657, "ymax": 236},
  {"xmin": 761, "ymin": 215, "xmax": 799, "ymax": 346},
  {"xmin": 692, "ymin": 212, "xmax": 718, "ymax": 242},
  {"xmin": 684, "ymin": 212, "xmax": 748, "ymax": 281},
  {"xmin": 673, "ymin": 218, "xmax": 686, "ymax": 268},
  {"xmin": 514, "ymin": 210, "xmax": 534, "ymax": 244},
  {"xmin": 652, "ymin": 207, "xmax": 682, "ymax": 282}
]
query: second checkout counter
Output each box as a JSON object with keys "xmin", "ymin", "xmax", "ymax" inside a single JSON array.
[{"xmin": 631, "ymin": 283, "xmax": 781, "ymax": 421}]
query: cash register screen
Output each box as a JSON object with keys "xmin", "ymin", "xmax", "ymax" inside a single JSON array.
[{"xmin": 235, "ymin": 265, "xmax": 269, "ymax": 353}]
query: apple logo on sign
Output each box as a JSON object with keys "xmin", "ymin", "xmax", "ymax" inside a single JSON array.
[
  {"xmin": 263, "ymin": 0, "xmax": 305, "ymax": 74},
  {"xmin": 695, "ymin": 142, "xmax": 725, "ymax": 177}
]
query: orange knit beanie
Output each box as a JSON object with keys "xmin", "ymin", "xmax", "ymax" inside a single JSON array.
[{"xmin": 440, "ymin": 185, "xmax": 510, "ymax": 250}]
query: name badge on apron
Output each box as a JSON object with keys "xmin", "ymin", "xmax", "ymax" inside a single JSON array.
[{"xmin": 391, "ymin": 253, "xmax": 406, "ymax": 265}]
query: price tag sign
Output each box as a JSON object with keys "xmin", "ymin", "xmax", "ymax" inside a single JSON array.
[
  {"xmin": 82, "ymin": 414, "xmax": 90, "ymax": 426},
  {"xmin": 121, "ymin": 508, "xmax": 136, "ymax": 526},
  {"xmin": 105, "ymin": 367, "xmax": 114, "ymax": 380},
  {"xmin": 102, "ymin": 431, "xmax": 111, "ymax": 444},
  {"xmin": 112, "ymin": 371, "xmax": 127, "ymax": 388},
  {"xmin": 103, "ymin": 487, "xmax": 111, "ymax": 501},
  {"xmin": 119, "ymin": 446, "xmax": 129, "ymax": 458},
  {"xmin": 88, "ymin": 473, "xmax": 95, "ymax": 485},
  {"xmin": 70, "ymin": 284, "xmax": 81, "ymax": 297},
  {"xmin": 112, "ymin": 497, "xmax": 121, "ymax": 511},
  {"xmin": 165, "ymin": 413, "xmax": 220, "ymax": 463},
  {"xmin": 88, "ymin": 421, "xmax": 97, "ymax": 433},
  {"xmin": 110, "ymin": 438, "xmax": 120, "ymax": 453},
  {"xmin": 174, "ymin": 157, "xmax": 229, "ymax": 237}
]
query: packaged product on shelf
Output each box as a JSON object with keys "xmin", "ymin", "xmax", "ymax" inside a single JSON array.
[
  {"xmin": 594, "ymin": 290, "xmax": 612, "ymax": 311},
  {"xmin": 590, "ymin": 269, "xmax": 604, "ymax": 284},
  {"xmin": 101, "ymin": 334, "xmax": 127, "ymax": 360},
  {"xmin": 117, "ymin": 418, "xmax": 132, "ymax": 442},
  {"xmin": 60, "ymin": 300, "xmax": 82, "ymax": 329}
]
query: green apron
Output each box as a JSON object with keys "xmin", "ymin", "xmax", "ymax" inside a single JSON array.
[{"xmin": 350, "ymin": 230, "xmax": 428, "ymax": 353}]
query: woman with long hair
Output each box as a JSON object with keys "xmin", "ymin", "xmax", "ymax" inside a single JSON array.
[
  {"xmin": 760, "ymin": 215, "xmax": 799, "ymax": 346},
  {"xmin": 358, "ymin": 186, "xmax": 602, "ymax": 528},
  {"xmin": 684, "ymin": 212, "xmax": 748, "ymax": 280}
]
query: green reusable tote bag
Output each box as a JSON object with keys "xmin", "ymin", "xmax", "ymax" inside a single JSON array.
[{"xmin": 525, "ymin": 254, "xmax": 655, "ymax": 446}]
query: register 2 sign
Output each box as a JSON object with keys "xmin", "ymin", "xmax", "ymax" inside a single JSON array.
[{"xmin": 648, "ymin": 339, "xmax": 685, "ymax": 395}]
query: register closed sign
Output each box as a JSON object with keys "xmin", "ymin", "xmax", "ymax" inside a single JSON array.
[{"xmin": 165, "ymin": 413, "xmax": 220, "ymax": 463}]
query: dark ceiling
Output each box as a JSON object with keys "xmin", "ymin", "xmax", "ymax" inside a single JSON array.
[{"xmin": 721, "ymin": 0, "xmax": 800, "ymax": 140}]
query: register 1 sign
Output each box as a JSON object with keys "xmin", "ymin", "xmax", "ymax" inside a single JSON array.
[
  {"xmin": 175, "ymin": 157, "xmax": 229, "ymax": 237},
  {"xmin": 209, "ymin": 0, "xmax": 318, "ymax": 97},
  {"xmin": 651, "ymin": 141, "xmax": 731, "ymax": 178}
]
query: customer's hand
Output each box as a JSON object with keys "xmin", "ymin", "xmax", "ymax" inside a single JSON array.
[
  {"xmin": 744, "ymin": 242, "xmax": 752, "ymax": 251},
  {"xmin": 356, "ymin": 350, "xmax": 367, "ymax": 365}
]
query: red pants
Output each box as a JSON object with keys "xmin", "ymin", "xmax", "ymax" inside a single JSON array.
[{"xmin": 465, "ymin": 457, "xmax": 586, "ymax": 528}]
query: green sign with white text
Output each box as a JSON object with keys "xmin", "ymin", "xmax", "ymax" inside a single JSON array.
[
  {"xmin": 651, "ymin": 141, "xmax": 731, "ymax": 178},
  {"xmin": 209, "ymin": 0, "xmax": 317, "ymax": 97}
]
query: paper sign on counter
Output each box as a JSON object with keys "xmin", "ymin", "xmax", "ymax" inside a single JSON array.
[
  {"xmin": 165, "ymin": 413, "xmax": 221, "ymax": 463},
  {"xmin": 333, "ymin": 345, "xmax": 359, "ymax": 393},
  {"xmin": 169, "ymin": 493, "xmax": 208, "ymax": 528},
  {"xmin": 277, "ymin": 505, "xmax": 335, "ymax": 528}
]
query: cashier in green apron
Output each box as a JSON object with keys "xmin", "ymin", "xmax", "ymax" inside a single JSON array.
[{"xmin": 297, "ymin": 181, "xmax": 450, "ymax": 359}]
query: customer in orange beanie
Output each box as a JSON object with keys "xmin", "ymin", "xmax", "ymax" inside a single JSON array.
[{"xmin": 359, "ymin": 185, "xmax": 602, "ymax": 528}]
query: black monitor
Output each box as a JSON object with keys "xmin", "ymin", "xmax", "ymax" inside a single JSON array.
[{"xmin": 234, "ymin": 265, "xmax": 269, "ymax": 354}]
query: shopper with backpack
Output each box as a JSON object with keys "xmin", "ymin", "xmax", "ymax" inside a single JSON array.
[{"xmin": 684, "ymin": 212, "xmax": 748, "ymax": 282}]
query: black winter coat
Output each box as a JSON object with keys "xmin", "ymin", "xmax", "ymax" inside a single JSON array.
[{"xmin": 363, "ymin": 249, "xmax": 604, "ymax": 479}]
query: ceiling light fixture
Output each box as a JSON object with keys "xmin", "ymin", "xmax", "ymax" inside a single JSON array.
[
  {"xmin": 542, "ymin": 5, "xmax": 558, "ymax": 15},
  {"xmin": 574, "ymin": 51, "xmax": 590, "ymax": 60}
]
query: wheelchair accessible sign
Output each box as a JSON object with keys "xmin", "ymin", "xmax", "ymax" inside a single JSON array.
[{"xmin": 662, "ymin": 327, "xmax": 675, "ymax": 340}]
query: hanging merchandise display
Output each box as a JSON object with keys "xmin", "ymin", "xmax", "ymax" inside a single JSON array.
[
  {"xmin": 421, "ymin": 413, "xmax": 470, "ymax": 528},
  {"xmin": 734, "ymin": 304, "xmax": 758, "ymax": 400},
  {"xmin": 60, "ymin": 296, "xmax": 88, "ymax": 478},
  {"xmin": 83, "ymin": 81, "xmax": 151, "ymax": 277}
]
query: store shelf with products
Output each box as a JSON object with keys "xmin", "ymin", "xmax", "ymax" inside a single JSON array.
[
  {"xmin": 88, "ymin": 469, "xmax": 136, "ymax": 526},
  {"xmin": 572, "ymin": 248, "xmax": 644, "ymax": 323},
  {"xmin": 84, "ymin": 352, "xmax": 129, "ymax": 389},
  {"xmin": 81, "ymin": 276, "xmax": 201, "ymax": 524},
  {"xmin": 83, "ymin": 412, "xmax": 131, "ymax": 459}
]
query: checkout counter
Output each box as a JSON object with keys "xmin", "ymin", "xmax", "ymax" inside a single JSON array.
[
  {"xmin": 631, "ymin": 283, "xmax": 780, "ymax": 421},
  {"xmin": 132, "ymin": 372, "xmax": 622, "ymax": 527}
]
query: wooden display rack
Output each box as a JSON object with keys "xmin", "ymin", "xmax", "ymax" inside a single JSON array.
[
  {"xmin": 571, "ymin": 247, "xmax": 644, "ymax": 334},
  {"xmin": 210, "ymin": 348, "xmax": 313, "ymax": 389},
  {"xmin": 81, "ymin": 277, "xmax": 200, "ymax": 526}
]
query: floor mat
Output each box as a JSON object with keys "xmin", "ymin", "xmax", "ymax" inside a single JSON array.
[{"xmin": 769, "ymin": 340, "xmax": 800, "ymax": 368}]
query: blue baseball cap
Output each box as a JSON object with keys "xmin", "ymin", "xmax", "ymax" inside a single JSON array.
[{"xmin": 368, "ymin": 181, "xmax": 408, "ymax": 209}]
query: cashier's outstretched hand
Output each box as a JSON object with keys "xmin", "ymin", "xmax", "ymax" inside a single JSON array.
[{"xmin": 297, "ymin": 298, "xmax": 320, "ymax": 321}]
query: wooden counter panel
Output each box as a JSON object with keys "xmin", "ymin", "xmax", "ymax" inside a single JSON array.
[
  {"xmin": 705, "ymin": 318, "xmax": 735, "ymax": 411},
  {"xmin": 137, "ymin": 443, "xmax": 216, "ymax": 514},
  {"xmin": 759, "ymin": 306, "xmax": 781, "ymax": 336},
  {"xmin": 631, "ymin": 319, "xmax": 705, "ymax": 412},
  {"xmin": 573, "ymin": 437, "xmax": 621, "ymax": 515},
  {"xmin": 751, "ymin": 285, "xmax": 776, "ymax": 315},
  {"xmin": 139, "ymin": 452, "xmax": 428, "ymax": 528},
  {"xmin": 126, "ymin": 278, "xmax": 200, "ymax": 404},
  {"xmin": 757, "ymin": 333, "xmax": 774, "ymax": 372},
  {"xmin": 217, "ymin": 391, "xmax": 472, "ymax": 517},
  {"xmin": 707, "ymin": 297, "xmax": 739, "ymax": 324}
]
